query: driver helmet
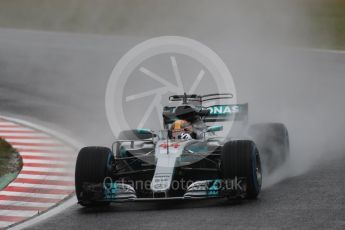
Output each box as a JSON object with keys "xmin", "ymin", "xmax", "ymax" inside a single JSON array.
[
  {"xmin": 171, "ymin": 120, "xmax": 193, "ymax": 139},
  {"xmin": 179, "ymin": 133, "xmax": 193, "ymax": 140}
]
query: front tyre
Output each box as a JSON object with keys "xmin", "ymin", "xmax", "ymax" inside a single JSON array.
[
  {"xmin": 221, "ymin": 140, "xmax": 262, "ymax": 199},
  {"xmin": 75, "ymin": 146, "xmax": 114, "ymax": 207}
]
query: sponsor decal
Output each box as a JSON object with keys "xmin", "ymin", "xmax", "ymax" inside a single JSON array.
[
  {"xmin": 207, "ymin": 105, "xmax": 240, "ymax": 116},
  {"xmin": 159, "ymin": 143, "xmax": 180, "ymax": 149},
  {"xmin": 151, "ymin": 175, "xmax": 171, "ymax": 191},
  {"xmin": 207, "ymin": 179, "xmax": 222, "ymax": 196}
]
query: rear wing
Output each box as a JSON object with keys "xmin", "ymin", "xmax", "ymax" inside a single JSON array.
[
  {"xmin": 169, "ymin": 93, "xmax": 234, "ymax": 105},
  {"xmin": 163, "ymin": 103, "xmax": 248, "ymax": 124}
]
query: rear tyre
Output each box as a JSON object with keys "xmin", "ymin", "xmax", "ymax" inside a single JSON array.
[
  {"xmin": 221, "ymin": 140, "xmax": 262, "ymax": 199},
  {"xmin": 75, "ymin": 146, "xmax": 114, "ymax": 207},
  {"xmin": 248, "ymin": 123, "xmax": 289, "ymax": 173}
]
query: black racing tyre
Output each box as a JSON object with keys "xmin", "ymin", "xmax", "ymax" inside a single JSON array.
[
  {"xmin": 75, "ymin": 146, "xmax": 114, "ymax": 207},
  {"xmin": 248, "ymin": 123, "xmax": 289, "ymax": 173},
  {"xmin": 221, "ymin": 140, "xmax": 262, "ymax": 199}
]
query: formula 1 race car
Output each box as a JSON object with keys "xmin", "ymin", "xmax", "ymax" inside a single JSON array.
[{"xmin": 75, "ymin": 93, "xmax": 289, "ymax": 206}]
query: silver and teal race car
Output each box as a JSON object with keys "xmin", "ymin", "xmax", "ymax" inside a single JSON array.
[{"xmin": 75, "ymin": 93, "xmax": 289, "ymax": 206}]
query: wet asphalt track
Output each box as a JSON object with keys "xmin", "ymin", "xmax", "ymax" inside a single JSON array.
[
  {"xmin": 1, "ymin": 29, "xmax": 345, "ymax": 229},
  {"xmin": 20, "ymin": 154, "xmax": 345, "ymax": 230}
]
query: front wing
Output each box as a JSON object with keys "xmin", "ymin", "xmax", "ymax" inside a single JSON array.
[{"xmin": 80, "ymin": 178, "xmax": 247, "ymax": 203}]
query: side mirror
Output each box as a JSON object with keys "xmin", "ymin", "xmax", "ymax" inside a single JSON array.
[
  {"xmin": 206, "ymin": 125, "xmax": 223, "ymax": 133},
  {"xmin": 137, "ymin": 128, "xmax": 153, "ymax": 135}
]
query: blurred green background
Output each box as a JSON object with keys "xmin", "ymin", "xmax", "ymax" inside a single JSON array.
[
  {"xmin": 0, "ymin": 0, "xmax": 344, "ymax": 50},
  {"xmin": 307, "ymin": 0, "xmax": 345, "ymax": 50}
]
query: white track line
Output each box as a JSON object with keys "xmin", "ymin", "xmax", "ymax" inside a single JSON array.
[
  {"xmin": 12, "ymin": 145, "xmax": 72, "ymax": 151},
  {"xmin": 0, "ymin": 191, "xmax": 67, "ymax": 200},
  {"xmin": 19, "ymin": 152, "xmax": 75, "ymax": 159},
  {"xmin": 6, "ymin": 139, "xmax": 61, "ymax": 144},
  {"xmin": 0, "ymin": 201, "xmax": 54, "ymax": 208},
  {"xmin": 0, "ymin": 126, "xmax": 33, "ymax": 131},
  {"xmin": 17, "ymin": 174, "xmax": 74, "ymax": 182},
  {"xmin": 306, "ymin": 48, "xmax": 345, "ymax": 54},
  {"xmin": 19, "ymin": 151, "xmax": 70, "ymax": 156},
  {"xmin": 20, "ymin": 151, "xmax": 75, "ymax": 158},
  {"xmin": 0, "ymin": 221, "xmax": 15, "ymax": 228},
  {"xmin": 9, "ymin": 183, "xmax": 74, "ymax": 191},
  {"xmin": 0, "ymin": 210, "xmax": 39, "ymax": 217},
  {"xmin": 22, "ymin": 159, "xmax": 71, "ymax": 165},
  {"xmin": 0, "ymin": 122, "xmax": 20, "ymax": 125},
  {"xmin": 0, "ymin": 133, "xmax": 48, "ymax": 137},
  {"xmin": 21, "ymin": 167, "xmax": 70, "ymax": 173}
]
